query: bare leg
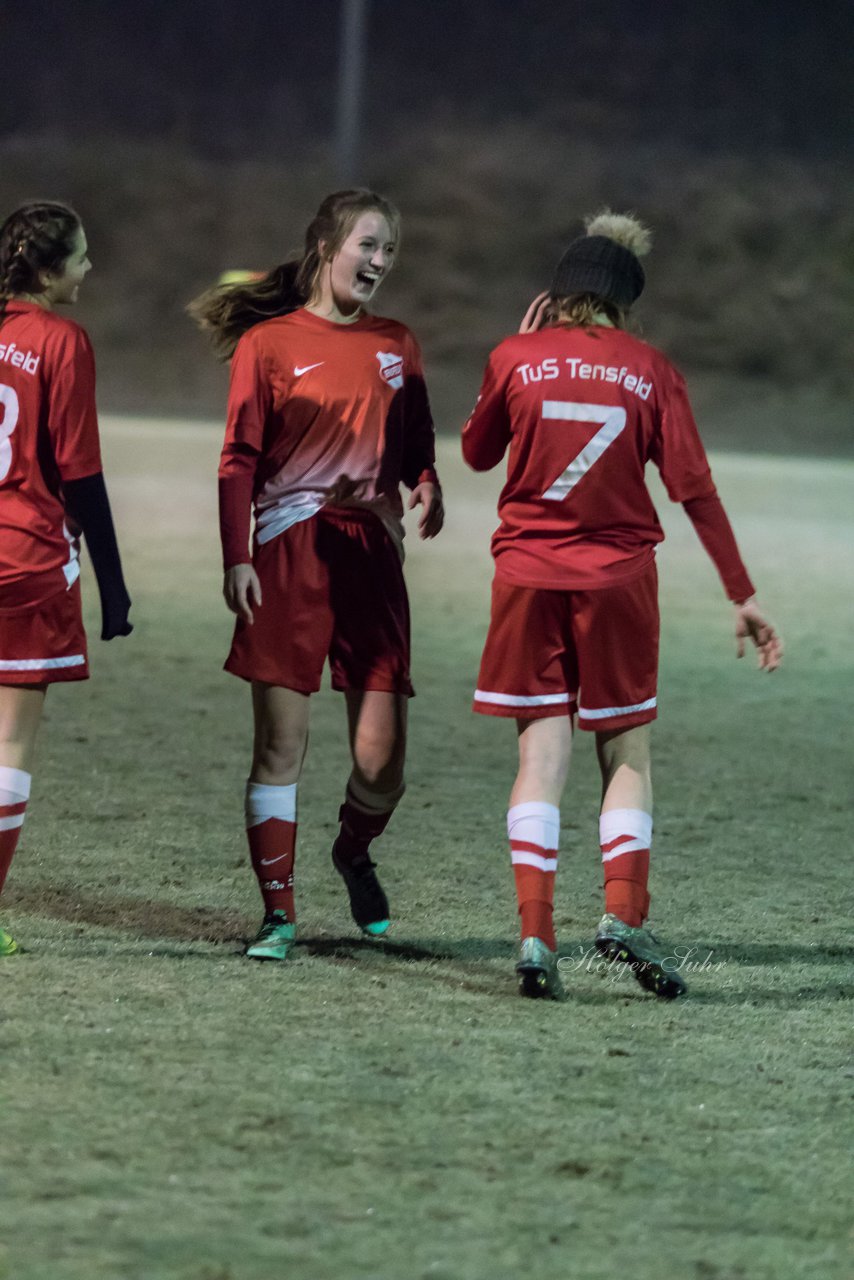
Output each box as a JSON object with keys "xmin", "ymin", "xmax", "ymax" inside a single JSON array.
[
  {"xmin": 242, "ymin": 684, "xmax": 311, "ymax": 950},
  {"xmin": 0, "ymin": 683, "xmax": 47, "ymax": 918},
  {"xmin": 593, "ymin": 723, "xmax": 685, "ymax": 996},
  {"xmin": 596, "ymin": 723, "xmax": 652, "ymax": 814},
  {"xmin": 595, "ymin": 723, "xmax": 653, "ymax": 928},
  {"xmin": 333, "ymin": 690, "xmax": 409, "ymax": 935},
  {"xmin": 509, "ymin": 715, "xmax": 573, "ymax": 997},
  {"xmin": 0, "ymin": 683, "xmax": 47, "ymax": 774},
  {"xmin": 510, "ymin": 715, "xmax": 573, "ymax": 809},
  {"xmin": 344, "ymin": 689, "xmax": 407, "ymax": 795},
  {"xmin": 250, "ymin": 683, "xmax": 311, "ymax": 785}
]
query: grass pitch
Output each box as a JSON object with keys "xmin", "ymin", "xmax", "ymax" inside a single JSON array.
[{"xmin": 2, "ymin": 423, "xmax": 852, "ymax": 1280}]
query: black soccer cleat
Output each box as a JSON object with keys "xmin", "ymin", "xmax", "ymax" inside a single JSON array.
[{"xmin": 332, "ymin": 842, "xmax": 390, "ymax": 937}]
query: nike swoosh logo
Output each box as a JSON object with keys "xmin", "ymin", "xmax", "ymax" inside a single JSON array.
[
  {"xmin": 293, "ymin": 362, "xmax": 324, "ymax": 376},
  {"xmin": 260, "ymin": 854, "xmax": 290, "ymax": 866}
]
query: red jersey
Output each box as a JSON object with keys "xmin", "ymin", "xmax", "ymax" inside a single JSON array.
[
  {"xmin": 0, "ymin": 302, "xmax": 102, "ymax": 606},
  {"xmin": 219, "ymin": 307, "xmax": 438, "ymax": 567},
  {"xmin": 462, "ymin": 324, "xmax": 752, "ymax": 599}
]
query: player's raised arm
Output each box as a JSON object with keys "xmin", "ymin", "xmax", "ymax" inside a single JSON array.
[{"xmin": 518, "ymin": 291, "xmax": 550, "ymax": 334}]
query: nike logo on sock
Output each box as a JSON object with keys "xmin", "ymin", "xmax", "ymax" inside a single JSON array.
[
  {"xmin": 260, "ymin": 854, "xmax": 289, "ymax": 866},
  {"xmin": 293, "ymin": 362, "xmax": 324, "ymax": 376}
]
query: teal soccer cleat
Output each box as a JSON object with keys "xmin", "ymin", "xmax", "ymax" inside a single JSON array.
[{"xmin": 245, "ymin": 911, "xmax": 296, "ymax": 962}]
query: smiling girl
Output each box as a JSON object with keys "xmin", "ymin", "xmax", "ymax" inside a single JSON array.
[
  {"xmin": 190, "ymin": 189, "xmax": 443, "ymax": 960},
  {"xmin": 0, "ymin": 200, "xmax": 132, "ymax": 954}
]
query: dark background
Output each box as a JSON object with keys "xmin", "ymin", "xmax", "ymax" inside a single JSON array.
[
  {"xmin": 2, "ymin": 0, "xmax": 852, "ymax": 450},
  {"xmin": 6, "ymin": 2, "xmax": 852, "ymax": 157}
]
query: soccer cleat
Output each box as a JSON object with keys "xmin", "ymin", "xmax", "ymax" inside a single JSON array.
[
  {"xmin": 0, "ymin": 927, "xmax": 18, "ymax": 956},
  {"xmin": 331, "ymin": 843, "xmax": 390, "ymax": 937},
  {"xmin": 516, "ymin": 935, "xmax": 567, "ymax": 1002},
  {"xmin": 594, "ymin": 912, "xmax": 686, "ymax": 999},
  {"xmin": 245, "ymin": 910, "xmax": 296, "ymax": 962}
]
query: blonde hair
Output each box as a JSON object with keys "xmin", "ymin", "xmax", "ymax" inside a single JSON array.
[{"xmin": 545, "ymin": 294, "xmax": 624, "ymax": 329}]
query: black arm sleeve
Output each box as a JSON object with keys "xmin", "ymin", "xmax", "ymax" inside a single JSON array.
[{"xmin": 63, "ymin": 472, "xmax": 133, "ymax": 640}]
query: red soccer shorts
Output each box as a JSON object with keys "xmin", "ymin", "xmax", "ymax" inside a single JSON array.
[
  {"xmin": 225, "ymin": 506, "xmax": 414, "ymax": 696},
  {"xmin": 474, "ymin": 563, "xmax": 659, "ymax": 731},
  {"xmin": 0, "ymin": 579, "xmax": 89, "ymax": 685}
]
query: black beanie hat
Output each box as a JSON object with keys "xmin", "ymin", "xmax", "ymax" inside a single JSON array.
[{"xmin": 551, "ymin": 234, "xmax": 645, "ymax": 308}]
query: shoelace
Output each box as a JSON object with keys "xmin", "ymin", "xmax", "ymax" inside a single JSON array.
[{"xmin": 263, "ymin": 913, "xmax": 290, "ymax": 930}]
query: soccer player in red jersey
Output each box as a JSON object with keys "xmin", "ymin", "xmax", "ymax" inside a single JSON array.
[
  {"xmin": 190, "ymin": 190, "xmax": 443, "ymax": 961},
  {"xmin": 0, "ymin": 201, "xmax": 132, "ymax": 954},
  {"xmin": 463, "ymin": 212, "xmax": 782, "ymax": 1001}
]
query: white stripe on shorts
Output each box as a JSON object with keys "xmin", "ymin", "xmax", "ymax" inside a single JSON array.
[
  {"xmin": 510, "ymin": 851, "xmax": 559, "ymax": 872},
  {"xmin": 0, "ymin": 655, "xmax": 86, "ymax": 672},
  {"xmin": 578, "ymin": 696, "xmax": 656, "ymax": 720},
  {"xmin": 474, "ymin": 689, "xmax": 572, "ymax": 708},
  {"xmin": 0, "ymin": 813, "xmax": 25, "ymax": 831}
]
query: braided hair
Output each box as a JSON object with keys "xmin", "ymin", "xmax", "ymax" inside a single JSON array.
[
  {"xmin": 0, "ymin": 201, "xmax": 82, "ymax": 329},
  {"xmin": 188, "ymin": 189, "xmax": 401, "ymax": 360}
]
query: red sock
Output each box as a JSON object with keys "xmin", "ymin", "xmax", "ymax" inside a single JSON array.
[
  {"xmin": 245, "ymin": 782, "xmax": 297, "ymax": 920},
  {"xmin": 508, "ymin": 802, "xmax": 560, "ymax": 951},
  {"xmin": 333, "ymin": 777, "xmax": 403, "ymax": 866},
  {"xmin": 600, "ymin": 808, "xmax": 652, "ymax": 928},
  {"xmin": 0, "ymin": 767, "xmax": 31, "ymax": 898}
]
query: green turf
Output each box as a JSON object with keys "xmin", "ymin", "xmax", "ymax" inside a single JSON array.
[{"xmin": 1, "ymin": 425, "xmax": 851, "ymax": 1280}]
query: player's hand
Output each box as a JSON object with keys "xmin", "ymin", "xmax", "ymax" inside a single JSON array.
[
  {"xmin": 408, "ymin": 482, "xmax": 444, "ymax": 539},
  {"xmin": 101, "ymin": 590, "xmax": 133, "ymax": 640},
  {"xmin": 519, "ymin": 291, "xmax": 550, "ymax": 334},
  {"xmin": 224, "ymin": 564, "xmax": 262, "ymax": 624},
  {"xmin": 735, "ymin": 598, "xmax": 783, "ymax": 671}
]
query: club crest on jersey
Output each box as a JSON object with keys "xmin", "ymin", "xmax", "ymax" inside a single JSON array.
[{"xmin": 376, "ymin": 351, "xmax": 404, "ymax": 389}]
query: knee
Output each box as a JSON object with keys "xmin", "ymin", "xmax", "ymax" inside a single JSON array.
[
  {"xmin": 253, "ymin": 724, "xmax": 306, "ymax": 783},
  {"xmin": 596, "ymin": 724, "xmax": 651, "ymax": 782},
  {"xmin": 352, "ymin": 728, "xmax": 406, "ymax": 791}
]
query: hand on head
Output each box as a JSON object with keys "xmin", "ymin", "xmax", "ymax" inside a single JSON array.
[{"xmin": 518, "ymin": 292, "xmax": 550, "ymax": 335}]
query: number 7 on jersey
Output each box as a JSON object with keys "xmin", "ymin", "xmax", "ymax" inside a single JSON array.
[{"xmin": 540, "ymin": 401, "xmax": 627, "ymax": 501}]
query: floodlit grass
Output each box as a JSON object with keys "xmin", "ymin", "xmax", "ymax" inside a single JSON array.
[{"xmin": 1, "ymin": 424, "xmax": 852, "ymax": 1280}]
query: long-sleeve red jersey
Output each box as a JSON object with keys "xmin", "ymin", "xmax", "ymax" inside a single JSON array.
[
  {"xmin": 0, "ymin": 302, "xmax": 103, "ymax": 607},
  {"xmin": 218, "ymin": 307, "xmax": 438, "ymax": 568},
  {"xmin": 462, "ymin": 324, "xmax": 754, "ymax": 602}
]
